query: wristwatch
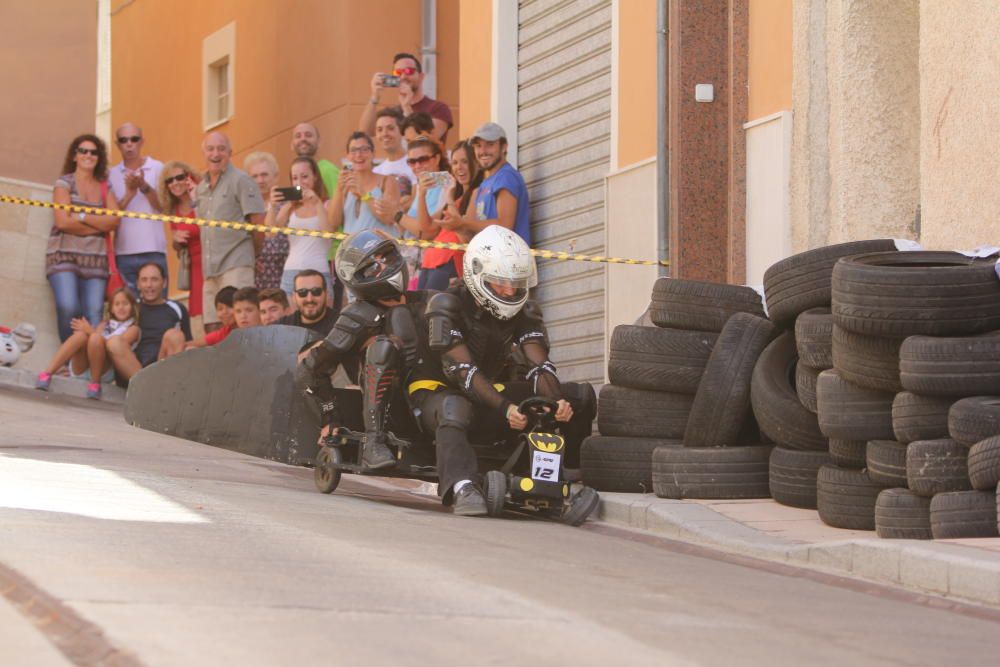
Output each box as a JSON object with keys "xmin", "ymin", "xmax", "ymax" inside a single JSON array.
[{"xmin": 393, "ymin": 210, "xmax": 404, "ymax": 223}]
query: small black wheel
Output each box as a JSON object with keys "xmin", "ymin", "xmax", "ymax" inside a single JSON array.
[
  {"xmin": 561, "ymin": 486, "xmax": 600, "ymax": 527},
  {"xmin": 314, "ymin": 446, "xmax": 342, "ymax": 494},
  {"xmin": 484, "ymin": 470, "xmax": 507, "ymax": 517}
]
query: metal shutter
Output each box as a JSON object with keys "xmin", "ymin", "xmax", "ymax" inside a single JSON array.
[{"xmin": 518, "ymin": 0, "xmax": 612, "ymax": 385}]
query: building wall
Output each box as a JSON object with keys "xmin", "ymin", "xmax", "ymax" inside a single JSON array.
[
  {"xmin": 615, "ymin": 0, "xmax": 658, "ymax": 168},
  {"xmin": 458, "ymin": 0, "xmax": 493, "ymax": 139},
  {"xmin": 0, "ymin": 1, "xmax": 97, "ymax": 185},
  {"xmin": 919, "ymin": 0, "xmax": 1000, "ymax": 251},
  {"xmin": 747, "ymin": 0, "xmax": 792, "ymax": 121}
]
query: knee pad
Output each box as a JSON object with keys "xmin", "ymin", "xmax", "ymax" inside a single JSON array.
[
  {"xmin": 366, "ymin": 335, "xmax": 399, "ymax": 369},
  {"xmin": 437, "ymin": 394, "xmax": 473, "ymax": 431}
]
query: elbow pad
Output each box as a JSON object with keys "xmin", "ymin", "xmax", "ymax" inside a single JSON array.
[{"xmin": 426, "ymin": 292, "xmax": 464, "ymax": 351}]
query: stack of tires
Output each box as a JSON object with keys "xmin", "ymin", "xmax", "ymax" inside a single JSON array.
[
  {"xmin": 648, "ymin": 280, "xmax": 774, "ymax": 500},
  {"xmin": 818, "ymin": 250, "xmax": 1000, "ymax": 538},
  {"xmin": 755, "ymin": 240, "xmax": 899, "ymax": 513}
]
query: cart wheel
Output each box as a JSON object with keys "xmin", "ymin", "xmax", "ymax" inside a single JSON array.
[
  {"xmin": 561, "ymin": 486, "xmax": 600, "ymax": 527},
  {"xmin": 314, "ymin": 446, "xmax": 343, "ymax": 494},
  {"xmin": 484, "ymin": 470, "xmax": 507, "ymax": 517}
]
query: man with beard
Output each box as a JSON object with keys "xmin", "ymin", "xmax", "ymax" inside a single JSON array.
[
  {"xmin": 437, "ymin": 122, "xmax": 530, "ymax": 245},
  {"xmin": 195, "ymin": 131, "xmax": 266, "ymax": 332},
  {"xmin": 290, "ymin": 122, "xmax": 339, "ymax": 203},
  {"xmin": 105, "ymin": 262, "xmax": 191, "ymax": 382},
  {"xmin": 279, "ymin": 270, "xmax": 338, "ymax": 336}
]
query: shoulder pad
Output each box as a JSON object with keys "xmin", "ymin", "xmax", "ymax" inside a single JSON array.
[
  {"xmin": 426, "ymin": 291, "xmax": 462, "ymax": 317},
  {"xmin": 520, "ymin": 300, "xmax": 544, "ymax": 323},
  {"xmin": 328, "ymin": 302, "xmax": 384, "ymax": 353},
  {"xmin": 341, "ymin": 300, "xmax": 384, "ymax": 327},
  {"xmin": 427, "ymin": 292, "xmax": 464, "ymax": 351}
]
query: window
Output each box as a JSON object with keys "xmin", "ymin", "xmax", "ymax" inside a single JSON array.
[{"xmin": 202, "ymin": 22, "xmax": 236, "ymax": 129}]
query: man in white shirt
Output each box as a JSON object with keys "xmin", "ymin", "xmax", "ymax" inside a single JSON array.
[
  {"xmin": 371, "ymin": 108, "xmax": 416, "ymax": 210},
  {"xmin": 108, "ymin": 122, "xmax": 166, "ymax": 294}
]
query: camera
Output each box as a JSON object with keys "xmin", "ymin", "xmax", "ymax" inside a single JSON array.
[{"xmin": 381, "ymin": 74, "xmax": 400, "ymax": 88}]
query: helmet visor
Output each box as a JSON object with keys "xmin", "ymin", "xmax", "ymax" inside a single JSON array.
[
  {"xmin": 356, "ymin": 247, "xmax": 403, "ymax": 281},
  {"xmin": 482, "ymin": 274, "xmax": 531, "ymax": 304}
]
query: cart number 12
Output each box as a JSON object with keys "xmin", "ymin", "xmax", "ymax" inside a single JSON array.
[{"xmin": 532, "ymin": 451, "xmax": 561, "ymax": 481}]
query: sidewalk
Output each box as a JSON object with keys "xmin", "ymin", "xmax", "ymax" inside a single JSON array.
[
  {"xmin": 0, "ymin": 366, "xmax": 126, "ymax": 405},
  {"xmin": 598, "ymin": 493, "xmax": 1000, "ymax": 608}
]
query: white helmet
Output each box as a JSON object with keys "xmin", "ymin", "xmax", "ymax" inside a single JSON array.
[{"xmin": 462, "ymin": 225, "xmax": 537, "ymax": 320}]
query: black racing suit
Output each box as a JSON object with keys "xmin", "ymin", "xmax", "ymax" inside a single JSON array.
[
  {"xmin": 417, "ymin": 287, "xmax": 596, "ymax": 502},
  {"xmin": 295, "ymin": 290, "xmax": 437, "ymax": 443}
]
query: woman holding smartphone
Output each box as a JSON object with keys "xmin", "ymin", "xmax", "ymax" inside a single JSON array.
[
  {"xmin": 266, "ymin": 156, "xmax": 335, "ymax": 303},
  {"xmin": 327, "ymin": 131, "xmax": 400, "ymax": 239},
  {"xmin": 47, "ymin": 134, "xmax": 122, "ymax": 342},
  {"xmin": 158, "ymin": 160, "xmax": 203, "ymax": 318}
]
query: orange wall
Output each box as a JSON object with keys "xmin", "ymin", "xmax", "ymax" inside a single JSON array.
[
  {"xmin": 458, "ymin": 0, "xmax": 493, "ymax": 140},
  {"xmin": 616, "ymin": 0, "xmax": 658, "ymax": 167},
  {"xmin": 0, "ymin": 1, "xmax": 96, "ymax": 184},
  {"xmin": 748, "ymin": 0, "xmax": 792, "ymax": 119},
  {"xmin": 110, "ymin": 0, "xmax": 454, "ymax": 174}
]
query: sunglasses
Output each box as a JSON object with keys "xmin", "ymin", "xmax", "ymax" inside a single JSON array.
[
  {"xmin": 348, "ymin": 145, "xmax": 373, "ymax": 154},
  {"xmin": 164, "ymin": 173, "xmax": 189, "ymax": 185},
  {"xmin": 393, "ymin": 67, "xmax": 418, "ymax": 76},
  {"xmin": 117, "ymin": 135, "xmax": 142, "ymax": 144},
  {"xmin": 76, "ymin": 147, "xmax": 99, "ymax": 156},
  {"xmin": 295, "ymin": 287, "xmax": 325, "ymax": 298},
  {"xmin": 406, "ymin": 154, "xmax": 435, "ymax": 166}
]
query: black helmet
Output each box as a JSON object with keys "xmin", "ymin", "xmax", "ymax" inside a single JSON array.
[{"xmin": 334, "ymin": 230, "xmax": 408, "ymax": 301}]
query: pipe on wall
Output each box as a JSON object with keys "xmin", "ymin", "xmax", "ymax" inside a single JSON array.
[{"xmin": 421, "ymin": 0, "xmax": 437, "ymax": 99}]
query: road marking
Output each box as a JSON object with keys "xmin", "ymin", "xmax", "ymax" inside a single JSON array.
[{"xmin": 0, "ymin": 455, "xmax": 208, "ymax": 524}]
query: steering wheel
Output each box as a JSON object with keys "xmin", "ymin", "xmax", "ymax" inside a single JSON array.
[{"xmin": 518, "ymin": 397, "xmax": 560, "ymax": 430}]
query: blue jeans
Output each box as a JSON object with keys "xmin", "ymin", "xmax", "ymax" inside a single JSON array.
[
  {"xmin": 116, "ymin": 251, "xmax": 168, "ymax": 297},
  {"xmin": 48, "ymin": 271, "xmax": 107, "ymax": 342}
]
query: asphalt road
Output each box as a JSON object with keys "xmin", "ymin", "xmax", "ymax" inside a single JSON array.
[{"xmin": 2, "ymin": 385, "xmax": 999, "ymax": 667}]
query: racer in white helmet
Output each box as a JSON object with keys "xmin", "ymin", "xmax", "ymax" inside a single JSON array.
[{"xmin": 413, "ymin": 225, "xmax": 596, "ymax": 516}]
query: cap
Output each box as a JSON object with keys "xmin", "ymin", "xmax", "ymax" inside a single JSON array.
[{"xmin": 470, "ymin": 122, "xmax": 507, "ymax": 143}]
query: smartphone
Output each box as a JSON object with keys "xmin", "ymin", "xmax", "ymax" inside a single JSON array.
[
  {"xmin": 426, "ymin": 171, "xmax": 452, "ymax": 188},
  {"xmin": 341, "ymin": 160, "xmax": 353, "ymax": 172},
  {"xmin": 381, "ymin": 74, "xmax": 400, "ymax": 88},
  {"xmin": 276, "ymin": 186, "xmax": 302, "ymax": 201}
]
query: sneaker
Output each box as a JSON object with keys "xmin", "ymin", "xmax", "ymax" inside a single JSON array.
[
  {"xmin": 453, "ymin": 484, "xmax": 488, "ymax": 517},
  {"xmin": 361, "ymin": 433, "xmax": 396, "ymax": 470},
  {"xmin": 86, "ymin": 383, "xmax": 102, "ymax": 400},
  {"xmin": 35, "ymin": 372, "xmax": 51, "ymax": 391}
]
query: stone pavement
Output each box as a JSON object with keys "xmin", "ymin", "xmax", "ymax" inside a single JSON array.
[{"xmin": 598, "ymin": 493, "xmax": 1000, "ymax": 608}]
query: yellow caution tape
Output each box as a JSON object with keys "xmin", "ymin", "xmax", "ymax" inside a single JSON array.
[{"xmin": 0, "ymin": 194, "xmax": 669, "ymax": 268}]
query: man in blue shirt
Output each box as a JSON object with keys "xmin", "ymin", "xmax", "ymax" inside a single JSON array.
[{"xmin": 439, "ymin": 122, "xmax": 530, "ymax": 245}]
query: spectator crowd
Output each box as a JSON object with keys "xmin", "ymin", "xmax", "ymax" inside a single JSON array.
[{"xmin": 37, "ymin": 51, "xmax": 531, "ymax": 400}]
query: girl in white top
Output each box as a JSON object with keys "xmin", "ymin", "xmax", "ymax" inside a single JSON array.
[
  {"xmin": 36, "ymin": 287, "xmax": 140, "ymax": 399},
  {"xmin": 265, "ymin": 157, "xmax": 335, "ymax": 304}
]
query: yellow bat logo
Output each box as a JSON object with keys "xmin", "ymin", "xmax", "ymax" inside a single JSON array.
[{"xmin": 528, "ymin": 433, "xmax": 565, "ymax": 453}]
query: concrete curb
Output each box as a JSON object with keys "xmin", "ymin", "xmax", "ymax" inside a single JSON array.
[
  {"xmin": 597, "ymin": 493, "xmax": 1000, "ymax": 608},
  {"xmin": 0, "ymin": 366, "xmax": 126, "ymax": 405}
]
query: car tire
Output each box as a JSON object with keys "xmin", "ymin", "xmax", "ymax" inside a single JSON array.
[
  {"xmin": 750, "ymin": 333, "xmax": 828, "ymax": 451},
  {"xmin": 763, "ymin": 239, "xmax": 897, "ymax": 327},
  {"xmin": 597, "ymin": 385, "xmax": 693, "ymax": 439},
  {"xmin": 651, "ymin": 444, "xmax": 773, "ymax": 499},
  {"xmin": 949, "ymin": 396, "xmax": 1000, "ymax": 447},
  {"xmin": 768, "ymin": 447, "xmax": 831, "ymax": 509},
  {"xmin": 900, "ymin": 334, "xmax": 1000, "ymax": 397},
  {"xmin": 892, "ymin": 392, "xmax": 953, "ymax": 444},
  {"xmin": 968, "ymin": 436, "xmax": 1000, "ymax": 492},
  {"xmin": 905, "ymin": 438, "xmax": 971, "ymax": 497},
  {"xmin": 865, "ymin": 440, "xmax": 909, "ymax": 488},
  {"xmin": 832, "ymin": 251, "xmax": 1000, "ymax": 338},
  {"xmin": 794, "ymin": 308, "xmax": 834, "ymax": 370},
  {"xmin": 875, "ymin": 488, "xmax": 932, "ymax": 540},
  {"xmin": 829, "ymin": 438, "xmax": 867, "ymax": 469},
  {"xmin": 816, "ymin": 369, "xmax": 895, "ymax": 441},
  {"xmin": 608, "ymin": 325, "xmax": 718, "ymax": 393},
  {"xmin": 831, "ymin": 326, "xmax": 902, "ymax": 393},
  {"xmin": 795, "ymin": 361, "xmax": 821, "ymax": 414},
  {"xmin": 683, "ymin": 313, "xmax": 776, "ymax": 448},
  {"xmin": 930, "ymin": 491, "xmax": 999, "ymax": 539},
  {"xmin": 580, "ymin": 436, "xmax": 681, "ymax": 493},
  {"xmin": 816, "ymin": 465, "xmax": 882, "ymax": 530},
  {"xmin": 649, "ymin": 278, "xmax": 765, "ymax": 332}
]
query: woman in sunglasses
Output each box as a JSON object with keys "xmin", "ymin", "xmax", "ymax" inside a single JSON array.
[
  {"xmin": 46, "ymin": 134, "xmax": 122, "ymax": 342},
  {"xmin": 158, "ymin": 161, "xmax": 203, "ymax": 318}
]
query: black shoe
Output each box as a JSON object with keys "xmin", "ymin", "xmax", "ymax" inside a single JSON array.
[
  {"xmin": 453, "ymin": 484, "xmax": 488, "ymax": 517},
  {"xmin": 362, "ymin": 433, "xmax": 396, "ymax": 470}
]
